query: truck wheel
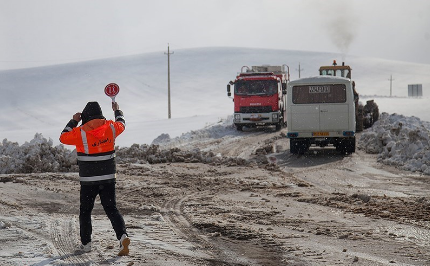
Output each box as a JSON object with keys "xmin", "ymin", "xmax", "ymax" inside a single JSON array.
[
  {"xmin": 236, "ymin": 124, "xmax": 243, "ymax": 131},
  {"xmin": 338, "ymin": 137, "xmax": 356, "ymax": 154},
  {"xmin": 347, "ymin": 137, "xmax": 356, "ymax": 153},
  {"xmin": 275, "ymin": 123, "xmax": 282, "ymax": 131},
  {"xmin": 373, "ymin": 107, "xmax": 379, "ymax": 124},
  {"xmin": 300, "ymin": 141, "xmax": 310, "ymax": 154},
  {"xmin": 290, "ymin": 139, "xmax": 308, "ymax": 154},
  {"xmin": 356, "ymin": 117, "xmax": 364, "ymax": 132},
  {"xmin": 356, "ymin": 104, "xmax": 364, "ymax": 132},
  {"xmin": 290, "ymin": 139, "xmax": 298, "ymax": 154}
]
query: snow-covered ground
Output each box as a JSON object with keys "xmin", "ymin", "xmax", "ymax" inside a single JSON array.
[{"xmin": 1, "ymin": 48, "xmax": 430, "ymax": 265}]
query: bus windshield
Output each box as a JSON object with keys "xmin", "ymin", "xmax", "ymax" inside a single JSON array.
[{"xmin": 234, "ymin": 80, "xmax": 278, "ymax": 96}]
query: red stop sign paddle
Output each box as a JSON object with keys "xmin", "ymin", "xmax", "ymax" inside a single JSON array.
[{"xmin": 105, "ymin": 83, "xmax": 120, "ymax": 103}]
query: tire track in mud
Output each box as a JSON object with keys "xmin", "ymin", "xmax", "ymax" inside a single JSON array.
[
  {"xmin": 210, "ymin": 130, "xmax": 281, "ymax": 159},
  {"xmin": 161, "ymin": 192, "xmax": 286, "ymax": 266},
  {"xmin": 50, "ymin": 217, "xmax": 97, "ymax": 266},
  {"xmin": 161, "ymin": 193, "xmax": 216, "ymax": 262}
]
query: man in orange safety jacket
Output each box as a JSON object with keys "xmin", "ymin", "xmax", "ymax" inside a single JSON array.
[{"xmin": 60, "ymin": 101, "xmax": 130, "ymax": 256}]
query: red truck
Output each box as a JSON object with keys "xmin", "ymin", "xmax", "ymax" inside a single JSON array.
[{"xmin": 227, "ymin": 65, "xmax": 289, "ymax": 131}]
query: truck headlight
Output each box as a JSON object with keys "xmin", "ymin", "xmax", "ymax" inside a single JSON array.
[
  {"xmin": 272, "ymin": 113, "xmax": 279, "ymax": 121},
  {"xmin": 234, "ymin": 114, "xmax": 241, "ymax": 122}
]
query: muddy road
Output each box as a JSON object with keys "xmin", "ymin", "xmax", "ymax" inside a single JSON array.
[{"xmin": 1, "ymin": 127, "xmax": 430, "ymax": 265}]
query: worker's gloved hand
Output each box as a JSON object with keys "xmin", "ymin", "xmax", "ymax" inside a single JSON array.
[
  {"xmin": 112, "ymin": 102, "xmax": 120, "ymax": 111},
  {"xmin": 73, "ymin": 112, "xmax": 82, "ymax": 122}
]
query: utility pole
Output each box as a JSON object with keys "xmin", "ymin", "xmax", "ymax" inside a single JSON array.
[
  {"xmin": 388, "ymin": 75, "xmax": 394, "ymax": 97},
  {"xmin": 165, "ymin": 44, "xmax": 174, "ymax": 119},
  {"xmin": 296, "ymin": 62, "xmax": 304, "ymax": 78}
]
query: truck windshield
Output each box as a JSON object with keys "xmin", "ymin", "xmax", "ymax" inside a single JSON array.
[
  {"xmin": 292, "ymin": 84, "xmax": 347, "ymax": 104},
  {"xmin": 234, "ymin": 80, "xmax": 278, "ymax": 96}
]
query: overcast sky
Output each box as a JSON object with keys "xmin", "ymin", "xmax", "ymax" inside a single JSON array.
[{"xmin": 1, "ymin": 0, "xmax": 429, "ymax": 70}]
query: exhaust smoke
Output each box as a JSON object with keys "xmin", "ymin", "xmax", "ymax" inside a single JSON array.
[
  {"xmin": 312, "ymin": 1, "xmax": 359, "ymax": 61},
  {"xmin": 326, "ymin": 14, "xmax": 356, "ymax": 60}
]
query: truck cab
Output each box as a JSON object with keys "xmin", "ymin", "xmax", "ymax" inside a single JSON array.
[
  {"xmin": 227, "ymin": 65, "xmax": 289, "ymax": 131},
  {"xmin": 319, "ymin": 60, "xmax": 352, "ymax": 78}
]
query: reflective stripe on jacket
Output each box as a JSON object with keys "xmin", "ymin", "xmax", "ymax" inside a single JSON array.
[{"xmin": 60, "ymin": 110, "xmax": 125, "ymax": 184}]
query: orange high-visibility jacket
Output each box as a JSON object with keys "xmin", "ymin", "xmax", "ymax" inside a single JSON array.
[{"xmin": 60, "ymin": 111, "xmax": 125, "ymax": 183}]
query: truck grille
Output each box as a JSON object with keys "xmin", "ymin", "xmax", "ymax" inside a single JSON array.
[{"xmin": 239, "ymin": 106, "xmax": 273, "ymax": 113}]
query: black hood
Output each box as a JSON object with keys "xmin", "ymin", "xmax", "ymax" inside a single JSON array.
[{"xmin": 81, "ymin": 102, "xmax": 105, "ymax": 124}]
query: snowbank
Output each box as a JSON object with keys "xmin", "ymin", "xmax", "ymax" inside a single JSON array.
[
  {"xmin": 4, "ymin": 113, "xmax": 430, "ymax": 176},
  {"xmin": 358, "ymin": 113, "xmax": 430, "ymax": 175},
  {"xmin": 0, "ymin": 133, "xmax": 77, "ymax": 174},
  {"xmin": 116, "ymin": 117, "xmax": 249, "ymax": 166},
  {"xmin": 152, "ymin": 116, "xmax": 238, "ymax": 147},
  {"xmin": 0, "ymin": 119, "xmax": 248, "ymax": 174},
  {"xmin": 115, "ymin": 144, "xmax": 247, "ymax": 166}
]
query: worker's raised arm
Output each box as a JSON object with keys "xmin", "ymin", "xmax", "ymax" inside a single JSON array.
[
  {"xmin": 59, "ymin": 112, "xmax": 81, "ymax": 145},
  {"xmin": 112, "ymin": 102, "xmax": 125, "ymax": 136}
]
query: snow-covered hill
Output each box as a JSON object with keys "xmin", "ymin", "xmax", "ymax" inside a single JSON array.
[{"xmin": 1, "ymin": 47, "xmax": 430, "ymax": 147}]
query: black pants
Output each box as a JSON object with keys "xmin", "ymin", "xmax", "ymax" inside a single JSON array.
[{"xmin": 79, "ymin": 181, "xmax": 127, "ymax": 245}]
